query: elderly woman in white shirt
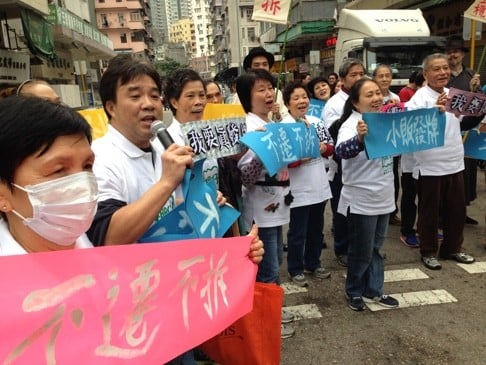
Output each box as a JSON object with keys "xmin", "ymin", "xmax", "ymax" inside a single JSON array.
[
  {"xmin": 333, "ymin": 78, "xmax": 399, "ymax": 312},
  {"xmin": 281, "ymin": 82, "xmax": 334, "ymax": 287},
  {"xmin": 0, "ymin": 96, "xmax": 97, "ymax": 255},
  {"xmin": 236, "ymin": 68, "xmax": 295, "ymax": 338}
]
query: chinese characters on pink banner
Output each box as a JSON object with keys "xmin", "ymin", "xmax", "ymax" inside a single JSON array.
[{"xmin": 0, "ymin": 237, "xmax": 256, "ymax": 364}]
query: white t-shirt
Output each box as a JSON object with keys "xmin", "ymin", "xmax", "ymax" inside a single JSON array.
[
  {"xmin": 92, "ymin": 125, "xmax": 177, "ymax": 218},
  {"xmin": 237, "ymin": 113, "xmax": 290, "ymax": 230},
  {"xmin": 0, "ymin": 218, "xmax": 92, "ymax": 256},
  {"xmin": 232, "ymin": 89, "xmax": 289, "ymax": 121},
  {"xmin": 281, "ymin": 114, "xmax": 332, "ymax": 207},
  {"xmin": 382, "ymin": 90, "xmax": 400, "ymax": 104},
  {"xmin": 321, "ymin": 89, "xmax": 348, "ymax": 128},
  {"xmin": 336, "ymin": 110, "xmax": 395, "ymax": 216},
  {"xmin": 407, "ymin": 86, "xmax": 465, "ymax": 178}
]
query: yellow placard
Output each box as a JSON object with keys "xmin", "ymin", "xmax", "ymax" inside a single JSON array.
[
  {"xmin": 78, "ymin": 108, "xmax": 109, "ymax": 140},
  {"xmin": 202, "ymin": 103, "xmax": 246, "ymax": 120}
]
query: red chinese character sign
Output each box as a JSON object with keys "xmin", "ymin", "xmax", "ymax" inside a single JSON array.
[
  {"xmin": 0, "ymin": 237, "xmax": 256, "ymax": 364},
  {"xmin": 252, "ymin": 0, "xmax": 291, "ymax": 24},
  {"xmin": 465, "ymin": 0, "xmax": 486, "ymax": 23}
]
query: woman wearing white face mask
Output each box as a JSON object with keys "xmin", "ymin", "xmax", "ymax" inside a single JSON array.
[{"xmin": 0, "ymin": 96, "xmax": 97, "ymax": 254}]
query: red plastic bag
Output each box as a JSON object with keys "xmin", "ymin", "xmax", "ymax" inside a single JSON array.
[{"xmin": 200, "ymin": 282, "xmax": 283, "ymax": 365}]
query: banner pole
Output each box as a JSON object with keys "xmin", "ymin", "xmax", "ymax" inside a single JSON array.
[
  {"xmin": 275, "ymin": 22, "xmax": 290, "ymax": 97},
  {"xmin": 470, "ymin": 20, "xmax": 476, "ymax": 69}
]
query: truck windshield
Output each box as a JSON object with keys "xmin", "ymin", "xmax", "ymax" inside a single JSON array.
[{"xmin": 366, "ymin": 46, "xmax": 435, "ymax": 79}]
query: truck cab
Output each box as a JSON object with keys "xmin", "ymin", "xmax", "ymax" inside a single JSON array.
[{"xmin": 335, "ymin": 9, "xmax": 446, "ymax": 92}]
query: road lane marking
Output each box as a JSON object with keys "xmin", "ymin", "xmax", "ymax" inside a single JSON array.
[
  {"xmin": 283, "ymin": 304, "xmax": 322, "ymax": 320},
  {"xmin": 456, "ymin": 261, "xmax": 486, "ymax": 274},
  {"xmin": 282, "ymin": 282, "xmax": 308, "ymax": 295},
  {"xmin": 365, "ymin": 289, "xmax": 457, "ymax": 311},
  {"xmin": 384, "ymin": 268, "xmax": 430, "ymax": 282}
]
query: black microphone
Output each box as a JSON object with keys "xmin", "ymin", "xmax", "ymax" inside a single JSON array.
[{"xmin": 151, "ymin": 120, "xmax": 174, "ymax": 149}]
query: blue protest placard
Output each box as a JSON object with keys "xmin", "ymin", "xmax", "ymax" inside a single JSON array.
[
  {"xmin": 307, "ymin": 98, "xmax": 326, "ymax": 119},
  {"xmin": 139, "ymin": 159, "xmax": 240, "ymax": 242},
  {"xmin": 239, "ymin": 122, "xmax": 320, "ymax": 176},
  {"xmin": 363, "ymin": 108, "xmax": 446, "ymax": 159},
  {"xmin": 463, "ymin": 128, "xmax": 486, "ymax": 160}
]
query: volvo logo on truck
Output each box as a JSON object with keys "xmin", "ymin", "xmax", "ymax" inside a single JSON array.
[{"xmin": 374, "ymin": 18, "xmax": 420, "ymax": 22}]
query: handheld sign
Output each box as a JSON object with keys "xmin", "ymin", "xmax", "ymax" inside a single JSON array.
[
  {"xmin": 140, "ymin": 159, "xmax": 239, "ymax": 243},
  {"xmin": 463, "ymin": 124, "xmax": 486, "ymax": 160},
  {"xmin": 78, "ymin": 108, "xmax": 109, "ymax": 140},
  {"xmin": 446, "ymin": 87, "xmax": 486, "ymax": 117},
  {"xmin": 181, "ymin": 104, "xmax": 247, "ymax": 161},
  {"xmin": 307, "ymin": 98, "xmax": 326, "ymax": 119},
  {"xmin": 0, "ymin": 237, "xmax": 256, "ymax": 365},
  {"xmin": 363, "ymin": 108, "xmax": 446, "ymax": 159},
  {"xmin": 239, "ymin": 122, "xmax": 320, "ymax": 176}
]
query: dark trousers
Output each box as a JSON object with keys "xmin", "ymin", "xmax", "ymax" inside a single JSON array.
[
  {"xmin": 329, "ymin": 167, "xmax": 349, "ymax": 257},
  {"xmin": 400, "ymin": 172, "xmax": 417, "ymax": 236},
  {"xmin": 392, "ymin": 156, "xmax": 400, "ymax": 214},
  {"xmin": 464, "ymin": 157, "xmax": 477, "ymax": 205},
  {"xmin": 287, "ymin": 202, "xmax": 326, "ymax": 276},
  {"xmin": 416, "ymin": 172, "xmax": 466, "ymax": 257}
]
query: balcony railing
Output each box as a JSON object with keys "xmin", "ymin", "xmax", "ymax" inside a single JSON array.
[{"xmin": 47, "ymin": 4, "xmax": 113, "ymax": 50}]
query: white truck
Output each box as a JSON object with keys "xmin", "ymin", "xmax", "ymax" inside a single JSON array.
[{"xmin": 334, "ymin": 9, "xmax": 446, "ymax": 91}]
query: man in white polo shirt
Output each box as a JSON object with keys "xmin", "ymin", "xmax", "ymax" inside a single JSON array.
[
  {"xmin": 407, "ymin": 53, "xmax": 481, "ymax": 270},
  {"xmin": 86, "ymin": 54, "xmax": 193, "ymax": 247}
]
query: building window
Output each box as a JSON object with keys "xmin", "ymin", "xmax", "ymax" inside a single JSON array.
[
  {"xmin": 247, "ymin": 27, "xmax": 255, "ymax": 41},
  {"xmin": 130, "ymin": 11, "xmax": 142, "ymax": 21},
  {"xmin": 246, "ymin": 8, "xmax": 253, "ymax": 20},
  {"xmin": 101, "ymin": 14, "xmax": 108, "ymax": 27},
  {"xmin": 241, "ymin": 27, "xmax": 245, "ymax": 39},
  {"xmin": 99, "ymin": 0, "xmax": 105, "ymax": 3},
  {"xmin": 118, "ymin": 13, "xmax": 125, "ymax": 26},
  {"xmin": 120, "ymin": 33, "xmax": 127, "ymax": 43}
]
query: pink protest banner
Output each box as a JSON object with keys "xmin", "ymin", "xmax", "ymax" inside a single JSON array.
[
  {"xmin": 0, "ymin": 237, "xmax": 257, "ymax": 364},
  {"xmin": 446, "ymin": 87, "xmax": 486, "ymax": 116}
]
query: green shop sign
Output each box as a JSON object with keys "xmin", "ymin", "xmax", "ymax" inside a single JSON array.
[{"xmin": 47, "ymin": 4, "xmax": 113, "ymax": 49}]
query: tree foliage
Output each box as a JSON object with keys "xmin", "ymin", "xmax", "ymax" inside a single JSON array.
[{"xmin": 155, "ymin": 58, "xmax": 188, "ymax": 77}]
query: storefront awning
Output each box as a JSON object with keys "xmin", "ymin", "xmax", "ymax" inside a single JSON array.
[
  {"xmin": 20, "ymin": 8, "xmax": 56, "ymax": 61},
  {"xmin": 276, "ymin": 21, "xmax": 335, "ymax": 43}
]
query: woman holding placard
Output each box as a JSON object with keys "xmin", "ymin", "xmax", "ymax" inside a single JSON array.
[
  {"xmin": 333, "ymin": 78, "xmax": 399, "ymax": 312},
  {"xmin": 281, "ymin": 82, "xmax": 334, "ymax": 288}
]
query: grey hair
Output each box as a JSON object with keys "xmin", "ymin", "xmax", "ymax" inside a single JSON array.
[
  {"xmin": 422, "ymin": 53, "xmax": 448, "ymax": 70},
  {"xmin": 339, "ymin": 58, "xmax": 365, "ymax": 79}
]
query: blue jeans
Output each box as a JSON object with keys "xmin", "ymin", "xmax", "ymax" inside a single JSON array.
[
  {"xmin": 287, "ymin": 202, "xmax": 325, "ymax": 276},
  {"xmin": 345, "ymin": 212, "xmax": 389, "ymax": 298},
  {"xmin": 257, "ymin": 226, "xmax": 283, "ymax": 284},
  {"xmin": 329, "ymin": 168, "xmax": 349, "ymax": 257}
]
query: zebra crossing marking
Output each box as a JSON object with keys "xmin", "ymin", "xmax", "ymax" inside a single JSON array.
[
  {"xmin": 365, "ymin": 289, "xmax": 457, "ymax": 312},
  {"xmin": 282, "ymin": 304, "xmax": 322, "ymax": 321},
  {"xmin": 384, "ymin": 268, "xmax": 430, "ymax": 282},
  {"xmin": 282, "ymin": 282, "xmax": 308, "ymax": 295},
  {"xmin": 456, "ymin": 261, "xmax": 486, "ymax": 274}
]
